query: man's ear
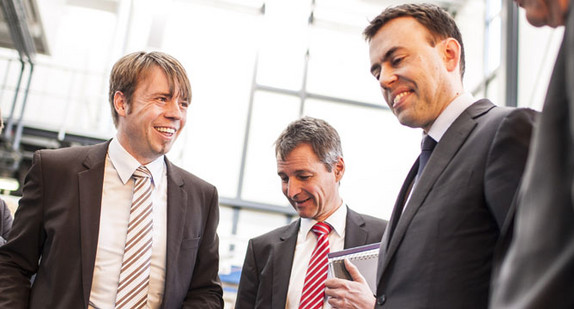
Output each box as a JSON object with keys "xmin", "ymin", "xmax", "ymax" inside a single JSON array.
[
  {"xmin": 334, "ymin": 157, "xmax": 345, "ymax": 182},
  {"xmin": 114, "ymin": 91, "xmax": 127, "ymax": 117},
  {"xmin": 442, "ymin": 38, "xmax": 461, "ymax": 73}
]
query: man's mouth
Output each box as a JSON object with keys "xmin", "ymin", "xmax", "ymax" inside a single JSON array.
[
  {"xmin": 393, "ymin": 91, "xmax": 412, "ymax": 106},
  {"xmin": 294, "ymin": 197, "xmax": 312, "ymax": 205},
  {"xmin": 155, "ymin": 126, "xmax": 176, "ymax": 136}
]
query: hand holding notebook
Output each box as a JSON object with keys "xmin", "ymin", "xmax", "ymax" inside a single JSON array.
[
  {"xmin": 327, "ymin": 242, "xmax": 380, "ymax": 293},
  {"xmin": 325, "ymin": 244, "xmax": 379, "ymax": 308}
]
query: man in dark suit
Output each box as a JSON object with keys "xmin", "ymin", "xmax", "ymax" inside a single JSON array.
[
  {"xmin": 325, "ymin": 4, "xmax": 535, "ymax": 308},
  {"xmin": 235, "ymin": 117, "xmax": 387, "ymax": 309},
  {"xmin": 0, "ymin": 51, "xmax": 223, "ymax": 308},
  {"xmin": 490, "ymin": 0, "xmax": 574, "ymax": 307}
]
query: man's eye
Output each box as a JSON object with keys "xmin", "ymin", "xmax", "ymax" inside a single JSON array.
[{"xmin": 391, "ymin": 57, "xmax": 404, "ymax": 66}]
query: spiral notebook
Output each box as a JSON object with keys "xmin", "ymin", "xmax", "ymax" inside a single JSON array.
[{"xmin": 327, "ymin": 242, "xmax": 380, "ymax": 293}]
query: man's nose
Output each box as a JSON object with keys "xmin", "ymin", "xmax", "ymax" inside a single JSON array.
[
  {"xmin": 165, "ymin": 99, "xmax": 185, "ymax": 119},
  {"xmin": 379, "ymin": 68, "xmax": 397, "ymax": 90},
  {"xmin": 286, "ymin": 180, "xmax": 301, "ymax": 199}
]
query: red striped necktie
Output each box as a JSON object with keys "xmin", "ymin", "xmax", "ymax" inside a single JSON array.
[{"xmin": 299, "ymin": 221, "xmax": 333, "ymax": 309}]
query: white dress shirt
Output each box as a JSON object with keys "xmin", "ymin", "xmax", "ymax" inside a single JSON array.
[
  {"xmin": 405, "ymin": 92, "xmax": 475, "ymax": 208},
  {"xmin": 285, "ymin": 202, "xmax": 347, "ymax": 309},
  {"xmin": 88, "ymin": 138, "xmax": 167, "ymax": 309},
  {"xmin": 426, "ymin": 92, "xmax": 475, "ymax": 143}
]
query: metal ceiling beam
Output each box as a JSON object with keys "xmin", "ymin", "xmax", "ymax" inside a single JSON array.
[
  {"xmin": 0, "ymin": 0, "xmax": 37, "ymax": 176},
  {"xmin": 66, "ymin": 0, "xmax": 119, "ymax": 13},
  {"xmin": 0, "ymin": 0, "xmax": 36, "ymax": 60}
]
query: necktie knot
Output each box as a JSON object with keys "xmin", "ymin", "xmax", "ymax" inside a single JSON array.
[
  {"xmin": 418, "ymin": 136, "xmax": 437, "ymax": 177},
  {"xmin": 421, "ymin": 135, "xmax": 437, "ymax": 152},
  {"xmin": 133, "ymin": 166, "xmax": 151, "ymax": 180},
  {"xmin": 312, "ymin": 222, "xmax": 332, "ymax": 238}
]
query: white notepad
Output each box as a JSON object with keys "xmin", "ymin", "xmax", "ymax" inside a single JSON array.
[{"xmin": 327, "ymin": 242, "xmax": 380, "ymax": 293}]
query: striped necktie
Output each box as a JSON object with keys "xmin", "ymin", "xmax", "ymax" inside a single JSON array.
[
  {"xmin": 115, "ymin": 166, "xmax": 154, "ymax": 309},
  {"xmin": 299, "ymin": 222, "xmax": 332, "ymax": 309}
]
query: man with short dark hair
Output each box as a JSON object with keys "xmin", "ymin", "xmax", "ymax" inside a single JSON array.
[
  {"xmin": 325, "ymin": 4, "xmax": 536, "ymax": 308},
  {"xmin": 235, "ymin": 116, "xmax": 387, "ymax": 309}
]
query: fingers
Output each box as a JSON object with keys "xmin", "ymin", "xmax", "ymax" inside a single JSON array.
[
  {"xmin": 326, "ymin": 281, "xmax": 377, "ymax": 309},
  {"xmin": 325, "ymin": 259, "xmax": 375, "ymax": 309},
  {"xmin": 325, "ymin": 277, "xmax": 350, "ymax": 300},
  {"xmin": 344, "ymin": 258, "xmax": 367, "ymax": 283}
]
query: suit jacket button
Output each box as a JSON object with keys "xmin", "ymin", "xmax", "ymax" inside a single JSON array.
[{"xmin": 377, "ymin": 294, "xmax": 386, "ymax": 305}]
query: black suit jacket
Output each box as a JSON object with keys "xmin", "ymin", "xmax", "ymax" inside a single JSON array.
[
  {"xmin": 490, "ymin": 8, "xmax": 574, "ymax": 309},
  {"xmin": 0, "ymin": 141, "xmax": 223, "ymax": 308},
  {"xmin": 375, "ymin": 100, "xmax": 535, "ymax": 308},
  {"xmin": 235, "ymin": 207, "xmax": 387, "ymax": 309}
]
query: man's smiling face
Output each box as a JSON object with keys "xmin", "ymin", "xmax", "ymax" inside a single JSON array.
[
  {"xmin": 369, "ymin": 16, "xmax": 455, "ymax": 132},
  {"xmin": 115, "ymin": 65, "xmax": 188, "ymax": 164},
  {"xmin": 277, "ymin": 143, "xmax": 343, "ymax": 222}
]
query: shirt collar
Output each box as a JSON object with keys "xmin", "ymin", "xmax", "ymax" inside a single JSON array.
[
  {"xmin": 108, "ymin": 137, "xmax": 165, "ymax": 186},
  {"xmin": 300, "ymin": 200, "xmax": 347, "ymax": 238},
  {"xmin": 427, "ymin": 92, "xmax": 475, "ymax": 142}
]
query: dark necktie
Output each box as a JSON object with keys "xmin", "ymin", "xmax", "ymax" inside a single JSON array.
[
  {"xmin": 417, "ymin": 135, "xmax": 437, "ymax": 179},
  {"xmin": 394, "ymin": 136, "xmax": 438, "ymax": 226}
]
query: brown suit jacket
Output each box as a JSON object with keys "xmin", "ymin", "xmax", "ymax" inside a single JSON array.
[{"xmin": 0, "ymin": 141, "xmax": 223, "ymax": 308}]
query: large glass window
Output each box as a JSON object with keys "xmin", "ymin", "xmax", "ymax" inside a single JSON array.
[{"xmin": 0, "ymin": 0, "xmax": 527, "ymax": 306}]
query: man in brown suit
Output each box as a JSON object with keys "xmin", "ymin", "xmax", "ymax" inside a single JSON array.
[{"xmin": 0, "ymin": 51, "xmax": 223, "ymax": 308}]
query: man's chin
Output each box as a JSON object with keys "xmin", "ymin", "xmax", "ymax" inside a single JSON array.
[
  {"xmin": 154, "ymin": 143, "xmax": 172, "ymax": 156},
  {"xmin": 397, "ymin": 115, "xmax": 419, "ymax": 129},
  {"xmin": 523, "ymin": 3, "xmax": 567, "ymax": 28},
  {"xmin": 526, "ymin": 13, "xmax": 549, "ymax": 27},
  {"xmin": 295, "ymin": 208, "xmax": 316, "ymax": 219}
]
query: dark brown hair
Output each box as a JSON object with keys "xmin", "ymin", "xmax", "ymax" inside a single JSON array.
[{"xmin": 364, "ymin": 3, "xmax": 465, "ymax": 79}]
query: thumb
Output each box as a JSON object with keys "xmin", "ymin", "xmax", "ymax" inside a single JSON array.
[{"xmin": 344, "ymin": 258, "xmax": 366, "ymax": 283}]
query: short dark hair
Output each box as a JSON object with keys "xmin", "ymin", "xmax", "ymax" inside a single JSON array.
[
  {"xmin": 363, "ymin": 3, "xmax": 465, "ymax": 79},
  {"xmin": 275, "ymin": 117, "xmax": 343, "ymax": 172},
  {"xmin": 108, "ymin": 51, "xmax": 191, "ymax": 127}
]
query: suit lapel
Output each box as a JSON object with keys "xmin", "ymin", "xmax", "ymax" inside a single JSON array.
[
  {"xmin": 162, "ymin": 159, "xmax": 187, "ymax": 302},
  {"xmin": 272, "ymin": 220, "xmax": 299, "ymax": 308},
  {"xmin": 382, "ymin": 163, "xmax": 418, "ymax": 251},
  {"xmin": 376, "ymin": 163, "xmax": 417, "ymax": 287},
  {"xmin": 78, "ymin": 141, "xmax": 109, "ymax": 307},
  {"xmin": 344, "ymin": 207, "xmax": 368, "ymax": 249},
  {"xmin": 379, "ymin": 100, "xmax": 495, "ymax": 277}
]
